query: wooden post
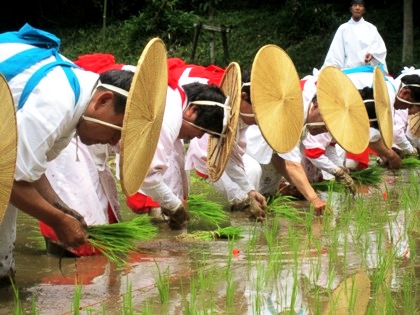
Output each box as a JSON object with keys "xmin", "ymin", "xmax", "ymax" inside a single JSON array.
[
  {"xmin": 191, "ymin": 23, "xmax": 202, "ymax": 62},
  {"xmin": 190, "ymin": 23, "xmax": 230, "ymax": 64}
]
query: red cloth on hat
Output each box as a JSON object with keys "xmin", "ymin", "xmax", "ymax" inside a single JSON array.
[
  {"xmin": 167, "ymin": 58, "xmax": 225, "ymax": 103},
  {"xmin": 73, "ymin": 53, "xmax": 125, "ymax": 73},
  {"xmin": 126, "ymin": 192, "xmax": 160, "ymax": 214}
]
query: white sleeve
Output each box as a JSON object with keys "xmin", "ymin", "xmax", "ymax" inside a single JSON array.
[
  {"xmin": 303, "ymin": 133, "xmax": 339, "ymax": 174},
  {"xmin": 393, "ymin": 109, "xmax": 414, "ymax": 151},
  {"xmin": 140, "ymin": 88, "xmax": 183, "ymax": 210},
  {"xmin": 322, "ymin": 25, "xmax": 346, "ymax": 69}
]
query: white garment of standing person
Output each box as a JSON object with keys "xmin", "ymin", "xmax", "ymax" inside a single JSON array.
[{"xmin": 323, "ymin": 17, "xmax": 388, "ymax": 72}]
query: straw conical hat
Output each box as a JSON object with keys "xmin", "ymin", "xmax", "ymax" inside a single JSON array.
[
  {"xmin": 0, "ymin": 74, "xmax": 17, "ymax": 223},
  {"xmin": 409, "ymin": 113, "xmax": 420, "ymax": 137},
  {"xmin": 207, "ymin": 62, "xmax": 241, "ymax": 182},
  {"xmin": 323, "ymin": 269, "xmax": 371, "ymax": 315},
  {"xmin": 373, "ymin": 66, "xmax": 393, "ymax": 149},
  {"xmin": 119, "ymin": 38, "xmax": 168, "ymax": 196},
  {"xmin": 251, "ymin": 44, "xmax": 304, "ymax": 153},
  {"xmin": 317, "ymin": 66, "xmax": 370, "ymax": 154}
]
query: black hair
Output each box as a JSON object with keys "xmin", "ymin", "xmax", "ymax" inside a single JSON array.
[
  {"xmin": 241, "ymin": 69, "xmax": 251, "ymax": 103},
  {"xmin": 359, "ymin": 86, "xmax": 378, "ymax": 129},
  {"xmin": 98, "ymin": 69, "xmax": 134, "ymax": 114},
  {"xmin": 401, "ymin": 74, "xmax": 420, "ymax": 102},
  {"xmin": 183, "ymin": 82, "xmax": 226, "ymax": 135}
]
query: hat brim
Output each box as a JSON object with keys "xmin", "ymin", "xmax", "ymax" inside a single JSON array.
[
  {"xmin": 373, "ymin": 66, "xmax": 393, "ymax": 149},
  {"xmin": 409, "ymin": 113, "xmax": 420, "ymax": 137},
  {"xmin": 323, "ymin": 269, "xmax": 370, "ymax": 314},
  {"xmin": 317, "ymin": 66, "xmax": 370, "ymax": 154},
  {"xmin": 0, "ymin": 74, "xmax": 17, "ymax": 223},
  {"xmin": 119, "ymin": 38, "xmax": 168, "ymax": 196},
  {"xmin": 251, "ymin": 45, "xmax": 304, "ymax": 153},
  {"xmin": 207, "ymin": 62, "xmax": 242, "ymax": 182}
]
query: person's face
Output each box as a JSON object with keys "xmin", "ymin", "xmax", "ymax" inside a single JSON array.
[
  {"xmin": 77, "ymin": 91, "xmax": 124, "ymax": 146},
  {"xmin": 179, "ymin": 104, "xmax": 206, "ymax": 140},
  {"xmin": 239, "ymin": 91, "xmax": 256, "ymax": 125},
  {"xmin": 306, "ymin": 101, "xmax": 328, "ymax": 135},
  {"xmin": 394, "ymin": 85, "xmax": 420, "ymax": 115},
  {"xmin": 350, "ymin": 3, "xmax": 365, "ymax": 21}
]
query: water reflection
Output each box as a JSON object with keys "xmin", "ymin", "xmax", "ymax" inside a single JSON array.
[{"xmin": 1, "ymin": 170, "xmax": 420, "ymax": 314}]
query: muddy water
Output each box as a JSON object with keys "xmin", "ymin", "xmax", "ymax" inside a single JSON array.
[{"xmin": 1, "ymin": 170, "xmax": 420, "ymax": 314}]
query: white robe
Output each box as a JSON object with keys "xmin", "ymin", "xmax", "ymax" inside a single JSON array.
[
  {"xmin": 185, "ymin": 120, "xmax": 261, "ymax": 204},
  {"xmin": 0, "ymin": 42, "xmax": 99, "ymax": 278},
  {"xmin": 323, "ymin": 18, "xmax": 388, "ymax": 72}
]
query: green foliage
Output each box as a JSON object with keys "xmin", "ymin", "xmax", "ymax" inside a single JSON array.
[{"xmin": 55, "ymin": 3, "xmax": 417, "ymax": 77}]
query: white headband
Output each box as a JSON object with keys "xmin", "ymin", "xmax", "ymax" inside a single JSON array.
[
  {"xmin": 185, "ymin": 96, "xmax": 232, "ymax": 137},
  {"xmin": 97, "ymin": 81, "xmax": 129, "ymax": 97},
  {"xmin": 397, "ymin": 83, "xmax": 420, "ymax": 106}
]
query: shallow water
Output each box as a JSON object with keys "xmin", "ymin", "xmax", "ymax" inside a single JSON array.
[{"xmin": 1, "ymin": 169, "xmax": 420, "ymax": 314}]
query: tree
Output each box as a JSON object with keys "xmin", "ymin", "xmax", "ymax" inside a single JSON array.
[{"xmin": 402, "ymin": 0, "xmax": 413, "ymax": 64}]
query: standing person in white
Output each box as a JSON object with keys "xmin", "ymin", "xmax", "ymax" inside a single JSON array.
[{"xmin": 322, "ymin": 0, "xmax": 388, "ymax": 72}]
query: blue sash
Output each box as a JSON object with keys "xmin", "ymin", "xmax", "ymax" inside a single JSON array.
[
  {"xmin": 341, "ymin": 65, "xmax": 396, "ymax": 92},
  {"xmin": 0, "ymin": 23, "xmax": 81, "ymax": 109}
]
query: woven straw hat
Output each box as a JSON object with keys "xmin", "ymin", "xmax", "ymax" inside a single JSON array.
[
  {"xmin": 251, "ymin": 44, "xmax": 304, "ymax": 153},
  {"xmin": 317, "ymin": 66, "xmax": 370, "ymax": 154},
  {"xmin": 373, "ymin": 66, "xmax": 393, "ymax": 149},
  {"xmin": 207, "ymin": 62, "xmax": 241, "ymax": 182},
  {"xmin": 409, "ymin": 113, "xmax": 420, "ymax": 137},
  {"xmin": 119, "ymin": 38, "xmax": 168, "ymax": 196},
  {"xmin": 0, "ymin": 74, "xmax": 17, "ymax": 223},
  {"xmin": 323, "ymin": 269, "xmax": 370, "ymax": 315}
]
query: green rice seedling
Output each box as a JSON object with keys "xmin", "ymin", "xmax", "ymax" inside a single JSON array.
[
  {"xmin": 139, "ymin": 300, "xmax": 153, "ymax": 315},
  {"xmin": 225, "ymin": 239, "xmax": 236, "ymax": 307},
  {"xmin": 177, "ymin": 225, "xmax": 243, "ymax": 241},
  {"xmin": 122, "ymin": 280, "xmax": 133, "ymax": 315},
  {"xmin": 153, "ymin": 260, "xmax": 170, "ymax": 304},
  {"xmin": 87, "ymin": 216, "xmax": 158, "ymax": 267},
  {"xmin": 71, "ymin": 283, "xmax": 83, "ymax": 315},
  {"xmin": 311, "ymin": 180, "xmax": 345, "ymax": 193},
  {"xmin": 267, "ymin": 203, "xmax": 304, "ymax": 223},
  {"xmin": 184, "ymin": 275, "xmax": 198, "ymax": 315},
  {"xmin": 187, "ymin": 193, "xmax": 229, "ymax": 227},
  {"xmin": 401, "ymin": 156, "xmax": 420, "ymax": 169},
  {"xmin": 401, "ymin": 266, "xmax": 417, "ymax": 314},
  {"xmin": 11, "ymin": 279, "xmax": 23, "ymax": 315},
  {"xmin": 350, "ymin": 165, "xmax": 385, "ymax": 187}
]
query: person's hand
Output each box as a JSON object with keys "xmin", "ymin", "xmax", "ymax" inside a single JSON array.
[
  {"xmin": 246, "ymin": 198, "xmax": 266, "ymax": 222},
  {"xmin": 53, "ymin": 214, "xmax": 87, "ymax": 248},
  {"xmin": 231, "ymin": 197, "xmax": 266, "ymax": 222},
  {"xmin": 333, "ymin": 168, "xmax": 357, "ymax": 195},
  {"xmin": 248, "ymin": 190, "xmax": 267, "ymax": 209},
  {"xmin": 308, "ymin": 195, "xmax": 328, "ymax": 216},
  {"xmin": 161, "ymin": 202, "xmax": 190, "ymax": 230},
  {"xmin": 402, "ymin": 146, "xmax": 418, "ymax": 158},
  {"xmin": 386, "ymin": 152, "xmax": 402, "ymax": 170}
]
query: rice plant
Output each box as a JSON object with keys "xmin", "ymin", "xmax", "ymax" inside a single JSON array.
[{"xmin": 87, "ymin": 215, "xmax": 158, "ymax": 266}]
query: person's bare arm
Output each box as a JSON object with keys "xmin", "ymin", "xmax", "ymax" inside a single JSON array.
[
  {"xmin": 369, "ymin": 140, "xmax": 402, "ymax": 170},
  {"xmin": 10, "ymin": 179, "xmax": 87, "ymax": 248},
  {"xmin": 272, "ymin": 155, "xmax": 327, "ymax": 215}
]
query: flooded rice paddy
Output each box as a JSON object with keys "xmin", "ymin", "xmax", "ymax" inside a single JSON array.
[{"xmin": 1, "ymin": 168, "xmax": 420, "ymax": 314}]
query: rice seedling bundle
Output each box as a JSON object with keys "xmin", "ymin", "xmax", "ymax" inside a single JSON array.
[
  {"xmin": 187, "ymin": 193, "xmax": 228, "ymax": 226},
  {"xmin": 312, "ymin": 166, "xmax": 385, "ymax": 192},
  {"xmin": 401, "ymin": 157, "xmax": 420, "ymax": 169},
  {"xmin": 311, "ymin": 180, "xmax": 345, "ymax": 192},
  {"xmin": 177, "ymin": 226, "xmax": 243, "ymax": 241},
  {"xmin": 87, "ymin": 215, "xmax": 158, "ymax": 266},
  {"xmin": 350, "ymin": 165, "xmax": 385, "ymax": 187}
]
